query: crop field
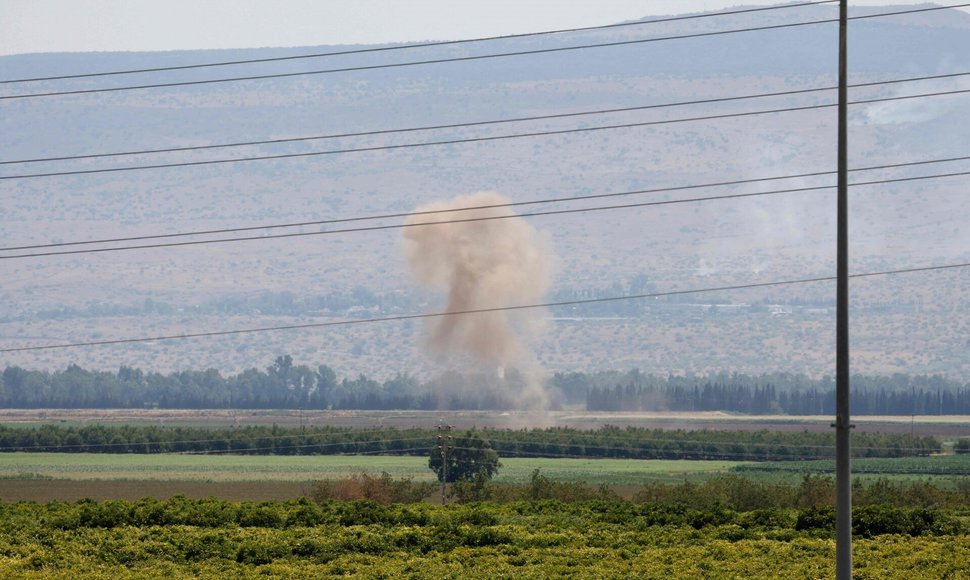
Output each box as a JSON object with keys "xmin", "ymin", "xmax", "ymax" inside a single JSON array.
[
  {"xmin": 2, "ymin": 437, "xmax": 968, "ymax": 577},
  {"xmin": 4, "ymin": 451, "xmax": 969, "ymax": 504},
  {"xmin": 0, "ymin": 498, "xmax": 967, "ymax": 578},
  {"xmin": 0, "ymin": 453, "xmax": 747, "ymax": 485},
  {"xmin": 0, "ymin": 453, "xmax": 431, "ymax": 483},
  {"xmin": 3, "ymin": 408, "xmax": 968, "ymax": 436},
  {"xmin": 736, "ymin": 453, "xmax": 970, "ymax": 477},
  {"xmin": 0, "ymin": 414, "xmax": 965, "ymax": 504}
]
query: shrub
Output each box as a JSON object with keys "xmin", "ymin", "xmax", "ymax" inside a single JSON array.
[
  {"xmin": 236, "ymin": 542, "xmax": 284, "ymax": 565},
  {"xmin": 286, "ymin": 501, "xmax": 327, "ymax": 527},
  {"xmin": 737, "ymin": 508, "xmax": 796, "ymax": 530},
  {"xmin": 853, "ymin": 506, "xmax": 964, "ymax": 537},
  {"xmin": 525, "ymin": 469, "xmax": 598, "ymax": 502},
  {"xmin": 237, "ymin": 503, "xmax": 286, "ymax": 528},
  {"xmin": 310, "ymin": 472, "xmax": 434, "ymax": 505},
  {"xmin": 796, "ymin": 474, "xmax": 835, "ymax": 508},
  {"xmin": 178, "ymin": 531, "xmax": 235, "ymax": 562},
  {"xmin": 795, "ymin": 506, "xmax": 835, "ymax": 533},
  {"xmin": 77, "ymin": 499, "xmax": 133, "ymax": 528},
  {"xmin": 450, "ymin": 472, "xmax": 494, "ymax": 504},
  {"xmin": 336, "ymin": 500, "xmax": 393, "ymax": 526}
]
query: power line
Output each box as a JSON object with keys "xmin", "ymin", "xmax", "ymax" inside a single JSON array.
[
  {"xmin": 3, "ymin": 87, "xmax": 968, "ymax": 181},
  {"xmin": 0, "ymin": 1, "xmax": 839, "ymax": 85},
  {"xmin": 4, "ymin": 4, "xmax": 967, "ymax": 101},
  {"xmin": 3, "ymin": 153, "xmax": 968, "ymax": 254},
  {"xmin": 0, "ymin": 80, "xmax": 860, "ymax": 166},
  {"xmin": 0, "ymin": 424, "xmax": 943, "ymax": 455},
  {"xmin": 0, "ymin": 20, "xmax": 838, "ymax": 101},
  {"xmin": 3, "ymin": 70, "xmax": 967, "ymax": 167},
  {"xmin": 2, "ymin": 169, "xmax": 967, "ymax": 260},
  {"xmin": 2, "ymin": 261, "xmax": 968, "ymax": 353}
]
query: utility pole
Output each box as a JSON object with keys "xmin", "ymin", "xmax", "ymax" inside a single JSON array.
[
  {"xmin": 835, "ymin": 1, "xmax": 852, "ymax": 578},
  {"xmin": 436, "ymin": 424, "xmax": 453, "ymax": 504}
]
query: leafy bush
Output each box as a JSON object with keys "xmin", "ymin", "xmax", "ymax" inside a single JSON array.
[
  {"xmin": 795, "ymin": 506, "xmax": 835, "ymax": 533},
  {"xmin": 335, "ymin": 500, "xmax": 394, "ymax": 526},
  {"xmin": 737, "ymin": 508, "xmax": 796, "ymax": 529},
  {"xmin": 853, "ymin": 506, "xmax": 963, "ymax": 538},
  {"xmin": 237, "ymin": 503, "xmax": 286, "ymax": 528},
  {"xmin": 236, "ymin": 541, "xmax": 286, "ymax": 565},
  {"xmin": 76, "ymin": 499, "xmax": 131, "ymax": 528}
]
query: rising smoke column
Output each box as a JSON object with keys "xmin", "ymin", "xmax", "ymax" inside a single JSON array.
[{"xmin": 402, "ymin": 191, "xmax": 553, "ymax": 407}]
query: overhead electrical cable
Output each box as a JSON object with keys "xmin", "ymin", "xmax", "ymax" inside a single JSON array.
[
  {"xmin": 2, "ymin": 4, "xmax": 967, "ymax": 101},
  {"xmin": 2, "ymin": 262, "xmax": 968, "ymax": 353},
  {"xmin": 3, "ymin": 70, "xmax": 967, "ymax": 167},
  {"xmin": 2, "ymin": 170, "xmax": 967, "ymax": 259},
  {"xmin": 3, "ymin": 153, "xmax": 968, "ymax": 253},
  {"xmin": 0, "ymin": 1, "xmax": 839, "ymax": 84},
  {"xmin": 3, "ymin": 87, "xmax": 969, "ymax": 181},
  {"xmin": 0, "ymin": 20, "xmax": 840, "ymax": 100},
  {"xmin": 2, "ymin": 170, "xmax": 968, "ymax": 260}
]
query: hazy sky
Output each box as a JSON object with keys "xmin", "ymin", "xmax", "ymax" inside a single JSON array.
[{"xmin": 1, "ymin": 0, "xmax": 959, "ymax": 56}]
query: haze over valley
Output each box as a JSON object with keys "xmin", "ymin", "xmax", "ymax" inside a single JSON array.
[{"xmin": 2, "ymin": 3, "xmax": 969, "ymax": 384}]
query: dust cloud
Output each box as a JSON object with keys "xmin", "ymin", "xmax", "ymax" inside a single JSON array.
[{"xmin": 402, "ymin": 191, "xmax": 554, "ymax": 409}]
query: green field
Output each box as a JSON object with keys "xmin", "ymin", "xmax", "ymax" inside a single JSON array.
[
  {"xmin": 3, "ymin": 452, "xmax": 966, "ymax": 488},
  {"xmin": 0, "ymin": 453, "xmax": 749, "ymax": 485},
  {"xmin": 733, "ymin": 454, "xmax": 970, "ymax": 488},
  {"xmin": 0, "ymin": 498, "xmax": 966, "ymax": 578}
]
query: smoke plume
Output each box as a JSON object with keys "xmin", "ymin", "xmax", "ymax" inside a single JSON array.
[{"xmin": 402, "ymin": 191, "xmax": 553, "ymax": 408}]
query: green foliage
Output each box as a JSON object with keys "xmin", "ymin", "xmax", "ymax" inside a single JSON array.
[
  {"xmin": 6, "ymin": 360, "xmax": 970, "ymax": 414},
  {"xmin": 852, "ymin": 506, "xmax": 956, "ymax": 538},
  {"xmin": 0, "ymin": 423, "xmax": 940, "ymax": 462},
  {"xmin": 449, "ymin": 471, "xmax": 495, "ymax": 503},
  {"xmin": 525, "ymin": 468, "xmax": 601, "ymax": 502},
  {"xmin": 795, "ymin": 506, "xmax": 836, "ymax": 533},
  {"xmin": 429, "ymin": 430, "xmax": 501, "ymax": 483},
  {"xmin": 309, "ymin": 471, "xmax": 435, "ymax": 504},
  {"xmin": 0, "ymin": 497, "xmax": 966, "ymax": 578},
  {"xmin": 734, "ymin": 453, "xmax": 970, "ymax": 477}
]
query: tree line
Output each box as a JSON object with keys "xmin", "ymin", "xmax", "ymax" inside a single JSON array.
[
  {"xmin": 585, "ymin": 378, "xmax": 970, "ymax": 415},
  {"xmin": 0, "ymin": 424, "xmax": 939, "ymax": 460},
  {"xmin": 2, "ymin": 358, "xmax": 969, "ymax": 414}
]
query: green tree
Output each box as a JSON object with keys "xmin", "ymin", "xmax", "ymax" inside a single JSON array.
[{"xmin": 429, "ymin": 430, "xmax": 501, "ymax": 483}]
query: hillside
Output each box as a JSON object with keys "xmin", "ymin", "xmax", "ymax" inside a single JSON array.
[{"xmin": 1, "ymin": 3, "xmax": 969, "ymax": 381}]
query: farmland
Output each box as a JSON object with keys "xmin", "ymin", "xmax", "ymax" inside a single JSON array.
[
  {"xmin": 3, "ymin": 450, "xmax": 969, "ymax": 503},
  {"xmin": 2, "ymin": 408, "xmax": 968, "ymax": 435},
  {"xmin": 0, "ymin": 453, "xmax": 748, "ymax": 501},
  {"xmin": 0, "ymin": 419, "xmax": 967, "ymax": 577},
  {"xmin": 0, "ymin": 412, "xmax": 965, "ymax": 504},
  {"xmin": 0, "ymin": 497, "xmax": 966, "ymax": 578}
]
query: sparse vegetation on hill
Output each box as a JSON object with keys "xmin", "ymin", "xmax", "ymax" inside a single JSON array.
[{"xmin": 2, "ymin": 8, "xmax": 970, "ymax": 381}]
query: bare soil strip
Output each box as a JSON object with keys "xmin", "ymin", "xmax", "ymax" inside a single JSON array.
[{"xmin": 0, "ymin": 480, "xmax": 309, "ymax": 502}]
